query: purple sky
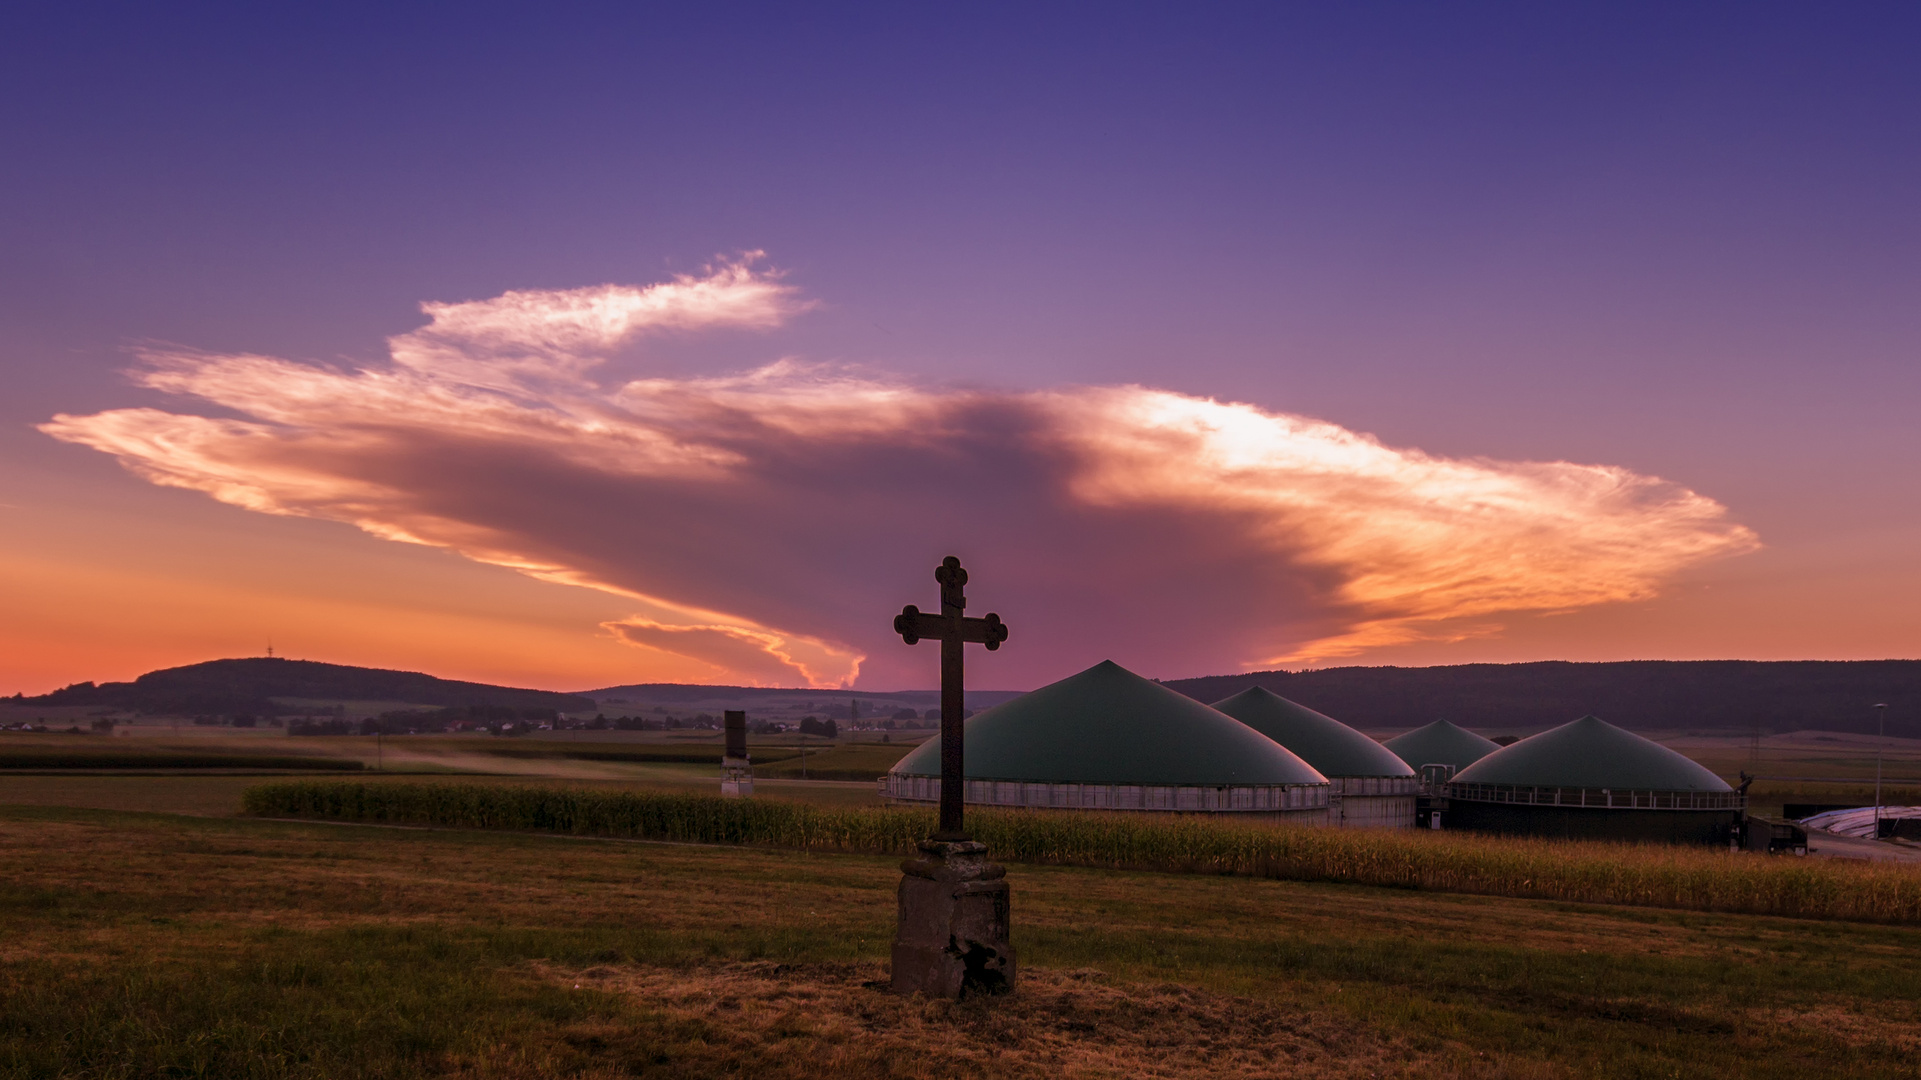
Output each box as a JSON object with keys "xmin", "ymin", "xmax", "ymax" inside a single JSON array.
[{"xmin": 4, "ymin": 4, "xmax": 1918, "ymax": 693}]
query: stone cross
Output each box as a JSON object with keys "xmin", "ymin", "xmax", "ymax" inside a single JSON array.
[
  {"xmin": 889, "ymin": 555, "xmax": 1014, "ymax": 997},
  {"xmin": 893, "ymin": 555, "xmax": 1009, "ymax": 839}
]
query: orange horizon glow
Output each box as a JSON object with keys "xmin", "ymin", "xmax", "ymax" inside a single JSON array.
[{"xmin": 3, "ymin": 465, "xmax": 1914, "ymax": 698}]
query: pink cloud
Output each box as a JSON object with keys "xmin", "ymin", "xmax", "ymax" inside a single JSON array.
[
  {"xmin": 602, "ymin": 618, "xmax": 854, "ymax": 687},
  {"xmin": 40, "ymin": 261, "xmax": 1760, "ymax": 688}
]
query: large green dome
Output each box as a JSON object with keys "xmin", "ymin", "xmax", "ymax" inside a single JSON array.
[
  {"xmin": 1210, "ymin": 687, "xmax": 1414, "ymax": 779},
  {"xmin": 1384, "ymin": 720, "xmax": 1500, "ymax": 773},
  {"xmin": 1450, "ymin": 716, "xmax": 1730, "ymax": 792},
  {"xmin": 890, "ymin": 660, "xmax": 1327, "ymax": 786}
]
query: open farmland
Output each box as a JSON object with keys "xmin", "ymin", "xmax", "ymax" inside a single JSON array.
[
  {"xmin": 5, "ymin": 799, "xmax": 1921, "ymax": 1078},
  {"xmin": 0, "ymin": 725, "xmax": 918, "ymax": 783},
  {"xmin": 0, "ymin": 771, "xmax": 890, "ymax": 819},
  {"xmin": 18, "ymin": 724, "xmax": 1921, "ymax": 835}
]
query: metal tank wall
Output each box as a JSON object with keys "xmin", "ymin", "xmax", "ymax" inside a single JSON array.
[
  {"xmin": 879, "ymin": 774, "xmax": 1333, "ymax": 825},
  {"xmin": 1443, "ymin": 800, "xmax": 1737, "ymax": 844},
  {"xmin": 1330, "ymin": 776, "xmax": 1421, "ymax": 828}
]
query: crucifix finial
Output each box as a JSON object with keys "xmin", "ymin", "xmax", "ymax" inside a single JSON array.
[{"xmin": 936, "ymin": 555, "xmax": 967, "ymax": 611}]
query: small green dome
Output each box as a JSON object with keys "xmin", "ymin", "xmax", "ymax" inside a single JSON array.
[
  {"xmin": 1385, "ymin": 720, "xmax": 1500, "ymax": 773},
  {"xmin": 890, "ymin": 660, "xmax": 1327, "ymax": 786},
  {"xmin": 1211, "ymin": 687, "xmax": 1415, "ymax": 779},
  {"xmin": 1450, "ymin": 716, "xmax": 1730, "ymax": 792}
]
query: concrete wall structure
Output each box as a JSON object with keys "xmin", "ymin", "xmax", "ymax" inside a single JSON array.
[
  {"xmin": 1329, "ymin": 776, "xmax": 1421, "ymax": 827},
  {"xmin": 1442, "ymin": 797, "xmax": 1738, "ymax": 844}
]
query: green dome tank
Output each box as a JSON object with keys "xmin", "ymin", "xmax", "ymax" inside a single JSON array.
[
  {"xmin": 890, "ymin": 660, "xmax": 1326, "ymax": 786},
  {"xmin": 1209, "ymin": 686, "xmax": 1417, "ymax": 827},
  {"xmin": 1441, "ymin": 716, "xmax": 1739, "ymax": 845},
  {"xmin": 1450, "ymin": 716, "xmax": 1731, "ymax": 792},
  {"xmin": 1384, "ymin": 719, "xmax": 1500, "ymax": 774},
  {"xmin": 1210, "ymin": 687, "xmax": 1414, "ymax": 778}
]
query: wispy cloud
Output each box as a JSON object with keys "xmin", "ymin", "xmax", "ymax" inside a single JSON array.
[
  {"xmin": 602, "ymin": 618, "xmax": 857, "ymax": 687},
  {"xmin": 40, "ymin": 260, "xmax": 1759, "ymax": 687}
]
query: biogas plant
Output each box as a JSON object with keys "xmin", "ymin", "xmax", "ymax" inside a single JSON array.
[
  {"xmin": 881, "ymin": 660, "xmax": 1747, "ymax": 845},
  {"xmin": 880, "ymin": 662, "xmax": 1335, "ymax": 823}
]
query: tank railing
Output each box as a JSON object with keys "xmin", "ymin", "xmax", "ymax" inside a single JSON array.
[
  {"xmin": 879, "ymin": 775, "xmax": 1332, "ymax": 812},
  {"xmin": 1442, "ymin": 782, "xmax": 1745, "ymax": 811}
]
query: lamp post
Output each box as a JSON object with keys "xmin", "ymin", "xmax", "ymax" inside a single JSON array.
[{"xmin": 1873, "ymin": 703, "xmax": 1888, "ymax": 838}]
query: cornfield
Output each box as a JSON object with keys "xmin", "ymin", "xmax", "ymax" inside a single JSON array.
[{"xmin": 244, "ymin": 780, "xmax": 1921, "ymax": 924}]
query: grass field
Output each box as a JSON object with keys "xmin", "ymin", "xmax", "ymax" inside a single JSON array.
[
  {"xmin": 8, "ymin": 728, "xmax": 1921, "ymax": 1075},
  {"xmin": 0, "ymin": 751, "xmax": 365, "ymax": 771},
  {"xmin": 5, "ymin": 800, "xmax": 1921, "ymax": 1078},
  {"xmin": 0, "ymin": 729, "xmax": 920, "ymax": 787},
  {"xmin": 0, "ymin": 770, "xmax": 887, "ymax": 819},
  {"xmin": 755, "ymin": 741, "xmax": 915, "ymax": 780}
]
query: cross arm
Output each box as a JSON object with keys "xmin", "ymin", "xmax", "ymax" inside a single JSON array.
[{"xmin": 893, "ymin": 606, "xmax": 1009, "ymax": 650}]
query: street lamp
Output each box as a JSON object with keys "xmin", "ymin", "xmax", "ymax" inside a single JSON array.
[{"xmin": 1873, "ymin": 703, "xmax": 1888, "ymax": 838}]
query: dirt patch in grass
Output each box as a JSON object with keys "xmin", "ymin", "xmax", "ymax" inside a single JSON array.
[
  {"xmin": 1770, "ymin": 1000, "xmax": 1921, "ymax": 1056},
  {"xmin": 541, "ymin": 960, "xmax": 1529, "ymax": 1079}
]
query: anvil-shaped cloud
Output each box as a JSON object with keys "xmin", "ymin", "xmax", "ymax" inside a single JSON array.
[{"xmin": 42, "ymin": 260, "xmax": 1759, "ymax": 688}]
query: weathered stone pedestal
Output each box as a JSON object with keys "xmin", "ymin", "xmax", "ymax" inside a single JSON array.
[
  {"xmin": 890, "ymin": 839, "xmax": 1015, "ymax": 998},
  {"xmin": 720, "ymin": 756, "xmax": 753, "ymax": 798},
  {"xmin": 719, "ymin": 710, "xmax": 753, "ymax": 797}
]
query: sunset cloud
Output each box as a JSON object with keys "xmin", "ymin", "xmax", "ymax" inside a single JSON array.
[
  {"xmin": 40, "ymin": 263, "xmax": 1760, "ymax": 687},
  {"xmin": 602, "ymin": 618, "xmax": 860, "ymax": 688}
]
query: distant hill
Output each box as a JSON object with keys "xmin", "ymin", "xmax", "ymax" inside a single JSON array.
[
  {"xmin": 1161, "ymin": 660, "xmax": 1920, "ymax": 736},
  {"xmin": 23, "ymin": 658, "xmax": 595, "ymax": 717},
  {"xmin": 30, "ymin": 656, "xmax": 1909, "ymax": 734}
]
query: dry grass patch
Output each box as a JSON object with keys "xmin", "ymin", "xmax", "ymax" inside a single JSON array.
[
  {"xmin": 541, "ymin": 961, "xmax": 1522, "ymax": 1080},
  {"xmin": 1768, "ymin": 1001, "xmax": 1921, "ymax": 1058}
]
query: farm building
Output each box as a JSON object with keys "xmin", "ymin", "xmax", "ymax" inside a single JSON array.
[
  {"xmin": 1385, "ymin": 719, "xmax": 1501, "ymax": 780},
  {"xmin": 1442, "ymin": 715, "xmax": 1741, "ymax": 844},
  {"xmin": 881, "ymin": 660, "xmax": 1331, "ymax": 821},
  {"xmin": 1211, "ymin": 687, "xmax": 1419, "ymax": 828}
]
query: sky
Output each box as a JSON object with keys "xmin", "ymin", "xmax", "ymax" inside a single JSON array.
[{"xmin": 3, "ymin": 3, "xmax": 1919, "ymax": 694}]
